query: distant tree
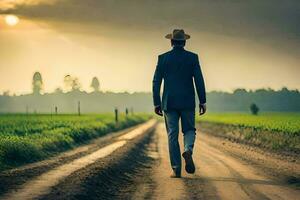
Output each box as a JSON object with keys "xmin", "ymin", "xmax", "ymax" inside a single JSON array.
[
  {"xmin": 280, "ymin": 87, "xmax": 289, "ymax": 93},
  {"xmin": 54, "ymin": 87, "xmax": 63, "ymax": 94},
  {"xmin": 233, "ymin": 88, "xmax": 247, "ymax": 94},
  {"xmin": 250, "ymin": 103, "xmax": 259, "ymax": 115},
  {"xmin": 64, "ymin": 75, "xmax": 81, "ymax": 92},
  {"xmin": 32, "ymin": 72, "xmax": 43, "ymax": 95},
  {"xmin": 90, "ymin": 77, "xmax": 100, "ymax": 92},
  {"xmin": 266, "ymin": 87, "xmax": 275, "ymax": 92},
  {"xmin": 3, "ymin": 90, "xmax": 10, "ymax": 96},
  {"xmin": 71, "ymin": 77, "xmax": 81, "ymax": 91},
  {"xmin": 255, "ymin": 88, "xmax": 268, "ymax": 93},
  {"xmin": 64, "ymin": 75, "xmax": 72, "ymax": 91}
]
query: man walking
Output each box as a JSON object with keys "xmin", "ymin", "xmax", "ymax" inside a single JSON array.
[{"xmin": 152, "ymin": 29, "xmax": 206, "ymax": 178}]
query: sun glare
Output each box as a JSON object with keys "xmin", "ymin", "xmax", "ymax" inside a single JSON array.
[{"xmin": 5, "ymin": 15, "xmax": 19, "ymax": 26}]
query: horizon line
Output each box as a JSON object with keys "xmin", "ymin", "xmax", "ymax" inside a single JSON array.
[{"xmin": 1, "ymin": 86, "xmax": 299, "ymax": 97}]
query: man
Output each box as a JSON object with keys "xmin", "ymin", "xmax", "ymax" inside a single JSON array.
[{"xmin": 152, "ymin": 29, "xmax": 206, "ymax": 178}]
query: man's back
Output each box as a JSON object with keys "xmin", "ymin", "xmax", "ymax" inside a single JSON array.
[{"xmin": 153, "ymin": 46, "xmax": 206, "ymax": 111}]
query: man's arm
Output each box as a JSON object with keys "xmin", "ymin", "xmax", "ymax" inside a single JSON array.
[
  {"xmin": 193, "ymin": 54, "xmax": 207, "ymax": 114},
  {"xmin": 152, "ymin": 56, "xmax": 163, "ymax": 116}
]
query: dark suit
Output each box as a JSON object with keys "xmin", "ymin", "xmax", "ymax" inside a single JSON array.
[
  {"xmin": 152, "ymin": 46, "xmax": 206, "ymax": 111},
  {"xmin": 152, "ymin": 46, "xmax": 206, "ymax": 171}
]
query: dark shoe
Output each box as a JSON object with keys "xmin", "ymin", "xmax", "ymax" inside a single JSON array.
[
  {"xmin": 182, "ymin": 150, "xmax": 195, "ymax": 174},
  {"xmin": 170, "ymin": 169, "xmax": 181, "ymax": 178}
]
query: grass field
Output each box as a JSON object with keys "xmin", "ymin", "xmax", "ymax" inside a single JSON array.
[
  {"xmin": 0, "ymin": 114, "xmax": 150, "ymax": 170},
  {"xmin": 197, "ymin": 113, "xmax": 300, "ymax": 152},
  {"xmin": 198, "ymin": 113, "xmax": 300, "ymax": 134}
]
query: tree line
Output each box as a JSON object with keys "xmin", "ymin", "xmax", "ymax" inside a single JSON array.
[
  {"xmin": 0, "ymin": 72, "xmax": 299, "ymax": 113},
  {"xmin": 31, "ymin": 72, "xmax": 101, "ymax": 95}
]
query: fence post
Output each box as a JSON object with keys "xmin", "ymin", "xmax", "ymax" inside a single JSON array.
[
  {"xmin": 125, "ymin": 108, "xmax": 129, "ymax": 117},
  {"xmin": 115, "ymin": 108, "xmax": 118, "ymax": 123},
  {"xmin": 78, "ymin": 101, "xmax": 81, "ymax": 116},
  {"xmin": 55, "ymin": 106, "xmax": 58, "ymax": 115}
]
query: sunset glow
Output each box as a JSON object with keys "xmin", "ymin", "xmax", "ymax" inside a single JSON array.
[{"xmin": 5, "ymin": 15, "xmax": 19, "ymax": 26}]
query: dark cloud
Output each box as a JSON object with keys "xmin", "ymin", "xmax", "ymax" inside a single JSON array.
[
  {"xmin": 1, "ymin": 0, "xmax": 299, "ymax": 58},
  {"xmin": 1, "ymin": 0, "xmax": 299, "ymax": 39}
]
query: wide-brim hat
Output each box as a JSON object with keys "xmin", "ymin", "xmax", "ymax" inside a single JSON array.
[{"xmin": 165, "ymin": 29, "xmax": 190, "ymax": 40}]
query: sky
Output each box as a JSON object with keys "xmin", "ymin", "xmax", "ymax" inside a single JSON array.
[{"xmin": 0, "ymin": 0, "xmax": 299, "ymax": 94}]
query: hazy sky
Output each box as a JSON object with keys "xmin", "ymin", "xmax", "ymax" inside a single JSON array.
[{"xmin": 0, "ymin": 0, "xmax": 299, "ymax": 94}]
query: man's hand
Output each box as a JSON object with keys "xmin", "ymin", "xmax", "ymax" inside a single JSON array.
[
  {"xmin": 154, "ymin": 105, "xmax": 163, "ymax": 116},
  {"xmin": 199, "ymin": 103, "xmax": 206, "ymax": 115}
]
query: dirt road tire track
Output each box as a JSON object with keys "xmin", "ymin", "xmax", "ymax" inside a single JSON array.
[
  {"xmin": 40, "ymin": 129, "xmax": 157, "ymax": 200},
  {"xmin": 195, "ymin": 131, "xmax": 300, "ymax": 200},
  {"xmin": 0, "ymin": 125, "xmax": 141, "ymax": 196},
  {"xmin": 198, "ymin": 129, "xmax": 300, "ymax": 188}
]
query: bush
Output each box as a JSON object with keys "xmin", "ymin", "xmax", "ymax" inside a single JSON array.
[{"xmin": 250, "ymin": 103, "xmax": 259, "ymax": 115}]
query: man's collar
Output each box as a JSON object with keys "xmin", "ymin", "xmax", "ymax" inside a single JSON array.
[{"xmin": 172, "ymin": 46, "xmax": 185, "ymax": 50}]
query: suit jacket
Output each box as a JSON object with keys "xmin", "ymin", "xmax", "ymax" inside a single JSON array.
[{"xmin": 152, "ymin": 46, "xmax": 206, "ymax": 111}]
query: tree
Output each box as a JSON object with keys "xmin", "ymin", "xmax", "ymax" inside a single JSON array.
[
  {"xmin": 64, "ymin": 75, "xmax": 72, "ymax": 92},
  {"xmin": 250, "ymin": 103, "xmax": 259, "ymax": 115},
  {"xmin": 90, "ymin": 77, "xmax": 100, "ymax": 92},
  {"xmin": 54, "ymin": 87, "xmax": 63, "ymax": 94},
  {"xmin": 32, "ymin": 72, "xmax": 43, "ymax": 95},
  {"xmin": 3, "ymin": 90, "xmax": 10, "ymax": 96},
  {"xmin": 71, "ymin": 77, "xmax": 81, "ymax": 91},
  {"xmin": 233, "ymin": 88, "xmax": 247, "ymax": 94},
  {"xmin": 64, "ymin": 75, "xmax": 81, "ymax": 92}
]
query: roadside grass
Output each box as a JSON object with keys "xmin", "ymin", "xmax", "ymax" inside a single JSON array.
[
  {"xmin": 197, "ymin": 113, "xmax": 300, "ymax": 152},
  {"xmin": 0, "ymin": 114, "xmax": 150, "ymax": 170}
]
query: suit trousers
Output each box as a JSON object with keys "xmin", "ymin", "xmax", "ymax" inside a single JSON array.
[{"xmin": 164, "ymin": 109, "xmax": 196, "ymax": 171}]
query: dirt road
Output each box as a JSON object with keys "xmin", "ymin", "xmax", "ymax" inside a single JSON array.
[{"xmin": 0, "ymin": 121, "xmax": 299, "ymax": 200}]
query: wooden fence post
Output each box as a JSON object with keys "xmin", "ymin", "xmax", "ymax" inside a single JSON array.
[
  {"xmin": 115, "ymin": 108, "xmax": 118, "ymax": 123},
  {"xmin": 78, "ymin": 101, "xmax": 81, "ymax": 116}
]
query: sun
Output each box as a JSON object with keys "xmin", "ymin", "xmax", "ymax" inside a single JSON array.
[{"xmin": 5, "ymin": 15, "xmax": 19, "ymax": 26}]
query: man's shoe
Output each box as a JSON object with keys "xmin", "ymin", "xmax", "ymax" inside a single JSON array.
[
  {"xmin": 182, "ymin": 150, "xmax": 195, "ymax": 174},
  {"xmin": 170, "ymin": 170, "xmax": 181, "ymax": 178}
]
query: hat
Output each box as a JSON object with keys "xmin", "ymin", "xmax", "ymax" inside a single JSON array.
[{"xmin": 165, "ymin": 29, "xmax": 190, "ymax": 40}]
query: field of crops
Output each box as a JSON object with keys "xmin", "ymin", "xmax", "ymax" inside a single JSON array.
[
  {"xmin": 197, "ymin": 113, "xmax": 300, "ymax": 152},
  {"xmin": 198, "ymin": 113, "xmax": 300, "ymax": 134},
  {"xmin": 0, "ymin": 114, "xmax": 150, "ymax": 170}
]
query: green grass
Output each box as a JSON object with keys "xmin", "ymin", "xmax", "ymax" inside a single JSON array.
[
  {"xmin": 0, "ymin": 113, "xmax": 150, "ymax": 170},
  {"xmin": 197, "ymin": 113, "xmax": 300, "ymax": 152},
  {"xmin": 198, "ymin": 113, "xmax": 300, "ymax": 134}
]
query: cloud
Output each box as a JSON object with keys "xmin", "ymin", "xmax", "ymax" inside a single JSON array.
[
  {"xmin": 1, "ymin": 0, "xmax": 299, "ymax": 56},
  {"xmin": 0, "ymin": 0, "xmax": 59, "ymax": 11},
  {"xmin": 1, "ymin": 0, "xmax": 299, "ymax": 37}
]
